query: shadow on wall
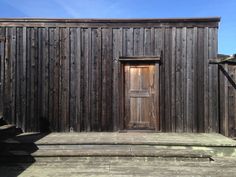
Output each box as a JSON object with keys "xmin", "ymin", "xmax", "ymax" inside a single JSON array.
[{"xmin": 40, "ymin": 117, "xmax": 51, "ymax": 133}]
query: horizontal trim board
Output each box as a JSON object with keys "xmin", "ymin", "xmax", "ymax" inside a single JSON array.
[
  {"xmin": 119, "ymin": 56, "xmax": 161, "ymax": 62},
  {"xmin": 120, "ymin": 56, "xmax": 161, "ymax": 59},
  {"xmin": 0, "ymin": 22, "xmax": 219, "ymax": 28},
  {"xmin": 0, "ymin": 17, "xmax": 221, "ymax": 23}
]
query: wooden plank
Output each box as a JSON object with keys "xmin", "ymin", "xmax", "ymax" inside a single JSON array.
[
  {"xmin": 192, "ymin": 27, "xmax": 197, "ymax": 133},
  {"xmin": 122, "ymin": 28, "xmax": 134, "ymax": 130},
  {"xmin": 37, "ymin": 28, "xmax": 42, "ymax": 130},
  {"xmin": 144, "ymin": 28, "xmax": 152, "ymax": 55},
  {"xmin": 219, "ymin": 64, "xmax": 229, "ymax": 136},
  {"xmin": 0, "ymin": 17, "xmax": 221, "ymax": 24},
  {"xmin": 69, "ymin": 27, "xmax": 76, "ymax": 131},
  {"xmin": 112, "ymin": 28, "xmax": 122, "ymax": 130},
  {"xmin": 133, "ymin": 28, "xmax": 144, "ymax": 56},
  {"xmin": 0, "ymin": 27, "xmax": 5, "ymax": 117},
  {"xmin": 15, "ymin": 27, "xmax": 23, "ymax": 129},
  {"xmin": 208, "ymin": 28, "xmax": 213, "ymax": 132},
  {"xmin": 119, "ymin": 58, "xmax": 160, "ymax": 62},
  {"xmin": 219, "ymin": 64, "xmax": 226, "ymax": 135},
  {"xmin": 37, "ymin": 27, "xmax": 45, "ymax": 132},
  {"xmin": 119, "ymin": 56, "xmax": 160, "ymax": 59},
  {"xmin": 203, "ymin": 27, "xmax": 209, "ymax": 133},
  {"xmin": 0, "ymin": 21, "xmax": 220, "ymax": 28},
  {"xmin": 41, "ymin": 27, "xmax": 49, "ymax": 132},
  {"xmin": 90, "ymin": 28, "xmax": 101, "ymax": 131},
  {"xmin": 212, "ymin": 28, "xmax": 219, "ymax": 132},
  {"xmin": 208, "ymin": 27, "xmax": 219, "ymax": 132},
  {"xmin": 87, "ymin": 28, "xmax": 92, "ymax": 131},
  {"xmin": 10, "ymin": 27, "xmax": 16, "ymax": 125},
  {"xmin": 34, "ymin": 27, "xmax": 39, "ymax": 131},
  {"xmin": 154, "ymin": 27, "xmax": 164, "ymax": 131},
  {"xmin": 69, "ymin": 27, "xmax": 81, "ymax": 131},
  {"xmin": 118, "ymin": 27, "xmax": 124, "ymax": 130},
  {"xmin": 69, "ymin": 27, "xmax": 75, "ymax": 131},
  {"xmin": 228, "ymin": 65, "xmax": 235, "ymax": 137},
  {"xmin": 124, "ymin": 64, "xmax": 130, "ymax": 128},
  {"xmin": 181, "ymin": 27, "xmax": 187, "ymax": 132},
  {"xmin": 37, "ymin": 28, "xmax": 43, "ymax": 132},
  {"xmin": 101, "ymin": 28, "xmax": 113, "ymax": 131},
  {"xmin": 163, "ymin": 28, "xmax": 172, "ymax": 131},
  {"xmin": 186, "ymin": 28, "xmax": 193, "ymax": 132},
  {"xmin": 197, "ymin": 28, "xmax": 204, "ymax": 132},
  {"xmin": 170, "ymin": 27, "xmax": 176, "ymax": 132},
  {"xmin": 123, "ymin": 28, "xmax": 133, "ymax": 57},
  {"xmin": 90, "ymin": 28, "xmax": 95, "ymax": 131},
  {"xmin": 27, "ymin": 27, "xmax": 33, "ymax": 131},
  {"xmin": 3, "ymin": 28, "xmax": 11, "ymax": 122},
  {"xmin": 29, "ymin": 27, "xmax": 37, "ymax": 131},
  {"xmin": 48, "ymin": 28, "xmax": 55, "ymax": 131},
  {"xmin": 155, "ymin": 62, "xmax": 160, "ymax": 131},
  {"xmin": 75, "ymin": 28, "xmax": 81, "ymax": 132},
  {"xmin": 232, "ymin": 66, "xmax": 236, "ymax": 137},
  {"xmin": 175, "ymin": 28, "xmax": 183, "ymax": 132},
  {"xmin": 59, "ymin": 27, "xmax": 70, "ymax": 132},
  {"xmin": 25, "ymin": 27, "xmax": 31, "ymax": 131},
  {"xmin": 52, "ymin": 27, "xmax": 59, "ymax": 131},
  {"xmin": 81, "ymin": 28, "xmax": 90, "ymax": 131},
  {"xmin": 21, "ymin": 27, "xmax": 27, "ymax": 131}
]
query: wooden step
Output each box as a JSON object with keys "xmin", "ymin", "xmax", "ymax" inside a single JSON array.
[
  {"xmin": 31, "ymin": 149, "xmax": 211, "ymax": 159},
  {"xmin": 0, "ymin": 141, "xmax": 212, "ymax": 158},
  {"xmin": 0, "ymin": 145, "xmax": 212, "ymax": 163}
]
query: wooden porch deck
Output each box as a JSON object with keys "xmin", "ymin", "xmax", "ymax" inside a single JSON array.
[
  {"xmin": 1, "ymin": 132, "xmax": 236, "ymax": 161},
  {"xmin": 1, "ymin": 133, "xmax": 236, "ymax": 176},
  {"xmin": 9, "ymin": 132, "xmax": 236, "ymax": 146}
]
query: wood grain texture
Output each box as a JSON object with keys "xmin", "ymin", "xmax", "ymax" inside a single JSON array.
[
  {"xmin": 69, "ymin": 27, "xmax": 81, "ymax": 131},
  {"xmin": 197, "ymin": 28, "xmax": 204, "ymax": 132},
  {"xmin": 186, "ymin": 28, "xmax": 193, "ymax": 132},
  {"xmin": 0, "ymin": 23, "xmax": 224, "ymax": 135},
  {"xmin": 101, "ymin": 28, "xmax": 113, "ymax": 131},
  {"xmin": 203, "ymin": 27, "xmax": 209, "ymax": 133},
  {"xmin": 59, "ymin": 28, "xmax": 70, "ymax": 132},
  {"xmin": 0, "ymin": 27, "xmax": 5, "ymax": 117},
  {"xmin": 175, "ymin": 28, "xmax": 183, "ymax": 132},
  {"xmin": 112, "ymin": 28, "xmax": 122, "ymax": 130}
]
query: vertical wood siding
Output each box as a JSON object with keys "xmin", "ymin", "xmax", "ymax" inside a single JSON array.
[
  {"xmin": 219, "ymin": 64, "xmax": 236, "ymax": 137},
  {"xmin": 0, "ymin": 26, "xmax": 219, "ymax": 133}
]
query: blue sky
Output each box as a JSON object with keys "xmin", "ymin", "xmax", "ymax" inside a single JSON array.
[{"xmin": 0, "ymin": 0, "xmax": 235, "ymax": 54}]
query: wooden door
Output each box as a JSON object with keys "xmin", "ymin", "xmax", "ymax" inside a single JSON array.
[{"xmin": 124, "ymin": 63, "xmax": 159, "ymax": 130}]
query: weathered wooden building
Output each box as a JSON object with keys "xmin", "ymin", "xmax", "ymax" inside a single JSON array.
[{"xmin": 1, "ymin": 17, "xmax": 235, "ymax": 136}]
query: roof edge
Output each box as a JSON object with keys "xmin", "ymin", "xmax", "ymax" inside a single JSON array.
[{"xmin": 0, "ymin": 17, "xmax": 221, "ymax": 23}]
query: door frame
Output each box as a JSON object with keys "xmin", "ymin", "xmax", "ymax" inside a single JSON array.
[{"xmin": 118, "ymin": 56, "xmax": 161, "ymax": 131}]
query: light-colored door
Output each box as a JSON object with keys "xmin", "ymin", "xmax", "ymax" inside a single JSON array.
[{"xmin": 124, "ymin": 63, "xmax": 159, "ymax": 130}]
